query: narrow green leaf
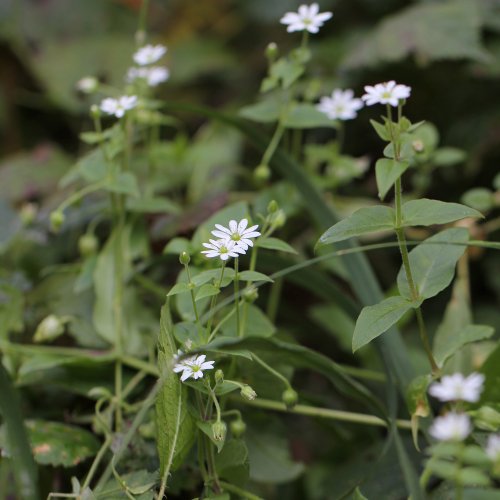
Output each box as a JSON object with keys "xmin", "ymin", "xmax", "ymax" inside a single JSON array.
[
  {"xmin": 167, "ymin": 282, "xmax": 190, "ymax": 297},
  {"xmin": 258, "ymin": 237, "xmax": 297, "ymax": 254},
  {"xmin": 375, "ymin": 158, "xmax": 409, "ymax": 200},
  {"xmin": 238, "ymin": 271, "xmax": 273, "ymax": 283},
  {"xmin": 195, "ymin": 284, "xmax": 220, "ymax": 301},
  {"xmin": 104, "ymin": 172, "xmax": 139, "ymax": 197},
  {"xmin": 401, "ymin": 199, "xmax": 482, "ymax": 228},
  {"xmin": 283, "ymin": 103, "xmax": 337, "ymax": 129},
  {"xmin": 156, "ymin": 304, "xmax": 196, "ymax": 474},
  {"xmin": 370, "ymin": 119, "xmax": 390, "ymax": 141},
  {"xmin": 221, "ymin": 304, "xmax": 276, "ymax": 338},
  {"xmin": 434, "ymin": 324, "xmax": 494, "ymax": 367},
  {"xmin": 192, "ymin": 268, "xmax": 235, "ymax": 288},
  {"xmin": 319, "ymin": 206, "xmax": 395, "ymax": 245},
  {"xmin": 353, "ymin": 296, "xmax": 418, "ymax": 352},
  {"xmin": 397, "ymin": 228, "xmax": 469, "ymax": 300}
]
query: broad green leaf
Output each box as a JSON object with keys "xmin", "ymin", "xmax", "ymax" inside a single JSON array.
[
  {"xmin": 397, "ymin": 228, "xmax": 469, "ymax": 300},
  {"xmin": 319, "ymin": 206, "xmax": 395, "ymax": 245},
  {"xmin": 195, "ymin": 284, "xmax": 220, "ymax": 301},
  {"xmin": 156, "ymin": 304, "xmax": 196, "ymax": 473},
  {"xmin": 401, "ymin": 199, "xmax": 482, "ymax": 228},
  {"xmin": 353, "ymin": 296, "xmax": 419, "ymax": 352},
  {"xmin": 283, "ymin": 103, "xmax": 337, "ymax": 129},
  {"xmin": 238, "ymin": 271, "xmax": 273, "ymax": 283},
  {"xmin": 239, "ymin": 99, "xmax": 280, "ymax": 124},
  {"xmin": 221, "ymin": 304, "xmax": 276, "ymax": 338},
  {"xmin": 461, "ymin": 188, "xmax": 494, "ymax": 212},
  {"xmin": 370, "ymin": 119, "xmax": 390, "ymax": 141},
  {"xmin": 258, "ymin": 237, "xmax": 298, "ymax": 254},
  {"xmin": 375, "ymin": 158, "xmax": 409, "ymax": 200},
  {"xmin": 457, "ymin": 468, "xmax": 490, "ymax": 487},
  {"xmin": 96, "ymin": 470, "xmax": 157, "ymax": 499},
  {"xmin": 104, "ymin": 172, "xmax": 139, "ymax": 197},
  {"xmin": 269, "ymin": 58, "xmax": 304, "ymax": 89},
  {"xmin": 434, "ymin": 324, "xmax": 494, "ymax": 367},
  {"xmin": 167, "ymin": 282, "xmax": 191, "ymax": 297},
  {"xmin": 432, "ymin": 147, "xmax": 466, "ymax": 166},
  {"xmin": 126, "ymin": 197, "xmax": 181, "ymax": 214},
  {"xmin": 214, "ymin": 439, "xmax": 249, "ymax": 486},
  {"xmin": 196, "ymin": 420, "xmax": 225, "ymax": 453},
  {"xmin": 0, "ymin": 364, "xmax": 39, "ymax": 500}
]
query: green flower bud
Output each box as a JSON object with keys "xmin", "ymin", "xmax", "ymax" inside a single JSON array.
[
  {"xmin": 273, "ymin": 209, "xmax": 286, "ymax": 229},
  {"xmin": 78, "ymin": 234, "xmax": 99, "ymax": 257},
  {"xmin": 471, "ymin": 406, "xmax": 500, "ymax": 432},
  {"xmin": 33, "ymin": 314, "xmax": 65, "ymax": 343},
  {"xmin": 215, "ymin": 369, "xmax": 224, "ymax": 384},
  {"xmin": 267, "ymin": 200, "xmax": 279, "ymax": 214},
  {"xmin": 230, "ymin": 418, "xmax": 246, "ymax": 438},
  {"xmin": 179, "ymin": 251, "xmax": 191, "ymax": 265},
  {"xmin": 90, "ymin": 104, "xmax": 100, "ymax": 119},
  {"xmin": 243, "ymin": 286, "xmax": 258, "ymax": 303},
  {"xmin": 50, "ymin": 211, "xmax": 65, "ymax": 232},
  {"xmin": 254, "ymin": 164, "xmax": 271, "ymax": 183},
  {"xmin": 282, "ymin": 388, "xmax": 298, "ymax": 409},
  {"xmin": 19, "ymin": 202, "xmax": 37, "ymax": 226},
  {"xmin": 265, "ymin": 42, "xmax": 278, "ymax": 62},
  {"xmin": 212, "ymin": 420, "xmax": 227, "ymax": 442},
  {"xmin": 412, "ymin": 140, "xmax": 424, "ymax": 153},
  {"xmin": 240, "ymin": 384, "xmax": 257, "ymax": 401}
]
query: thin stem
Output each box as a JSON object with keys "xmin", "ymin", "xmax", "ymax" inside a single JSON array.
[
  {"xmin": 184, "ymin": 263, "xmax": 202, "ymax": 339},
  {"xmin": 205, "ymin": 263, "xmax": 226, "ymax": 341},
  {"xmin": 208, "ymin": 307, "xmax": 236, "ymax": 343},
  {"xmin": 137, "ymin": 0, "xmax": 150, "ymax": 40},
  {"xmin": 219, "ymin": 481, "xmax": 264, "ymax": 500},
  {"xmin": 336, "ymin": 121, "xmax": 344, "ymax": 153},
  {"xmin": 81, "ymin": 436, "xmax": 112, "ymax": 491},
  {"xmin": 251, "ymin": 353, "xmax": 291, "ymax": 389},
  {"xmin": 266, "ymin": 276, "xmax": 283, "ymax": 322},
  {"xmin": 235, "ymin": 397, "xmax": 412, "ymax": 430},
  {"xmin": 234, "ymin": 258, "xmax": 241, "ymax": 337},
  {"xmin": 261, "ymin": 121, "xmax": 285, "ymax": 167}
]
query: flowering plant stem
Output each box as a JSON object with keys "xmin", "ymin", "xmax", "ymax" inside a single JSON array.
[
  {"xmin": 387, "ymin": 106, "xmax": 440, "ymax": 375},
  {"xmin": 234, "ymin": 258, "xmax": 242, "ymax": 337},
  {"xmin": 205, "ymin": 263, "xmax": 226, "ymax": 342},
  {"xmin": 251, "ymin": 353, "xmax": 292, "ymax": 391}
]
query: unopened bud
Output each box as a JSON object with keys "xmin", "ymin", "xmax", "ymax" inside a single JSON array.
[
  {"xmin": 90, "ymin": 104, "xmax": 100, "ymax": 119},
  {"xmin": 19, "ymin": 202, "xmax": 37, "ymax": 226},
  {"xmin": 471, "ymin": 406, "xmax": 500, "ymax": 432},
  {"xmin": 240, "ymin": 384, "xmax": 257, "ymax": 401},
  {"xmin": 215, "ymin": 369, "xmax": 224, "ymax": 384},
  {"xmin": 50, "ymin": 211, "xmax": 65, "ymax": 232},
  {"xmin": 179, "ymin": 251, "xmax": 191, "ymax": 265},
  {"xmin": 254, "ymin": 164, "xmax": 271, "ymax": 183},
  {"xmin": 265, "ymin": 42, "xmax": 278, "ymax": 62},
  {"xmin": 230, "ymin": 418, "xmax": 246, "ymax": 438},
  {"xmin": 267, "ymin": 200, "xmax": 279, "ymax": 214},
  {"xmin": 412, "ymin": 140, "xmax": 424, "ymax": 153},
  {"xmin": 78, "ymin": 234, "xmax": 98, "ymax": 257},
  {"xmin": 273, "ymin": 209, "xmax": 286, "ymax": 228},
  {"xmin": 282, "ymin": 388, "xmax": 298, "ymax": 409},
  {"xmin": 243, "ymin": 286, "xmax": 258, "ymax": 303},
  {"xmin": 76, "ymin": 76, "xmax": 98, "ymax": 94},
  {"xmin": 212, "ymin": 420, "xmax": 227, "ymax": 442},
  {"xmin": 33, "ymin": 314, "xmax": 65, "ymax": 343}
]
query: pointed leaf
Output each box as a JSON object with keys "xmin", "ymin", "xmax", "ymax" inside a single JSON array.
[
  {"xmin": 397, "ymin": 228, "xmax": 469, "ymax": 300},
  {"xmin": 375, "ymin": 158, "xmax": 409, "ymax": 200},
  {"xmin": 319, "ymin": 206, "xmax": 395, "ymax": 245},
  {"xmin": 401, "ymin": 199, "xmax": 482, "ymax": 228},
  {"xmin": 283, "ymin": 103, "xmax": 337, "ymax": 129},
  {"xmin": 195, "ymin": 284, "xmax": 220, "ymax": 301},
  {"xmin": 167, "ymin": 282, "xmax": 190, "ymax": 297},
  {"xmin": 353, "ymin": 296, "xmax": 418, "ymax": 352},
  {"xmin": 238, "ymin": 271, "xmax": 273, "ymax": 283},
  {"xmin": 258, "ymin": 237, "xmax": 297, "ymax": 254}
]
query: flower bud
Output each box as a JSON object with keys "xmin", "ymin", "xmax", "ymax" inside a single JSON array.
[
  {"xmin": 243, "ymin": 286, "xmax": 258, "ymax": 303},
  {"xmin": 254, "ymin": 164, "xmax": 271, "ymax": 184},
  {"xmin": 215, "ymin": 369, "xmax": 224, "ymax": 385},
  {"xmin": 76, "ymin": 76, "xmax": 98, "ymax": 94},
  {"xmin": 471, "ymin": 406, "xmax": 500, "ymax": 432},
  {"xmin": 212, "ymin": 420, "xmax": 227, "ymax": 442},
  {"xmin": 50, "ymin": 210, "xmax": 65, "ymax": 232},
  {"xmin": 265, "ymin": 42, "xmax": 279, "ymax": 62},
  {"xmin": 90, "ymin": 104, "xmax": 100, "ymax": 119},
  {"xmin": 267, "ymin": 200, "xmax": 279, "ymax": 214},
  {"xmin": 179, "ymin": 251, "xmax": 190, "ymax": 265},
  {"xmin": 230, "ymin": 418, "xmax": 246, "ymax": 438},
  {"xmin": 273, "ymin": 209, "xmax": 286, "ymax": 229},
  {"xmin": 412, "ymin": 140, "xmax": 424, "ymax": 153},
  {"xmin": 240, "ymin": 384, "xmax": 257, "ymax": 401},
  {"xmin": 33, "ymin": 314, "xmax": 65, "ymax": 343},
  {"xmin": 78, "ymin": 234, "xmax": 99, "ymax": 257},
  {"xmin": 282, "ymin": 388, "xmax": 298, "ymax": 409},
  {"xmin": 19, "ymin": 202, "xmax": 37, "ymax": 226}
]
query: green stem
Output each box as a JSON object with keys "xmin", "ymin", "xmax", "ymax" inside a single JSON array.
[
  {"xmin": 336, "ymin": 121, "xmax": 344, "ymax": 153},
  {"xmin": 266, "ymin": 276, "xmax": 283, "ymax": 322},
  {"xmin": 236, "ymin": 397, "xmax": 412, "ymax": 430},
  {"xmin": 219, "ymin": 481, "xmax": 264, "ymax": 500},
  {"xmin": 81, "ymin": 436, "xmax": 112, "ymax": 492},
  {"xmin": 251, "ymin": 353, "xmax": 291, "ymax": 390},
  {"xmin": 234, "ymin": 258, "xmax": 242, "ymax": 337},
  {"xmin": 137, "ymin": 0, "xmax": 150, "ymax": 41},
  {"xmin": 185, "ymin": 263, "xmax": 202, "ymax": 339},
  {"xmin": 261, "ymin": 121, "xmax": 285, "ymax": 167},
  {"xmin": 208, "ymin": 307, "xmax": 236, "ymax": 343},
  {"xmin": 205, "ymin": 263, "xmax": 226, "ymax": 341}
]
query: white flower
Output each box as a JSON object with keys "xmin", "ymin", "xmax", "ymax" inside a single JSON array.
[
  {"xmin": 76, "ymin": 76, "xmax": 98, "ymax": 93},
  {"xmin": 429, "ymin": 412, "xmax": 472, "ymax": 441},
  {"xmin": 280, "ymin": 3, "xmax": 333, "ymax": 34},
  {"xmin": 133, "ymin": 44, "xmax": 167, "ymax": 65},
  {"xmin": 362, "ymin": 80, "xmax": 411, "ymax": 107},
  {"xmin": 316, "ymin": 89, "xmax": 363, "ymax": 120},
  {"xmin": 211, "ymin": 219, "xmax": 261, "ymax": 251},
  {"xmin": 486, "ymin": 434, "xmax": 500, "ymax": 461},
  {"xmin": 126, "ymin": 66, "xmax": 170, "ymax": 86},
  {"xmin": 174, "ymin": 354, "xmax": 215, "ymax": 382},
  {"xmin": 428, "ymin": 373, "xmax": 485, "ymax": 403},
  {"xmin": 99, "ymin": 95, "xmax": 138, "ymax": 118},
  {"xmin": 201, "ymin": 239, "xmax": 246, "ymax": 260}
]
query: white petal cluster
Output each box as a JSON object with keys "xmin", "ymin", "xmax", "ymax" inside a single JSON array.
[
  {"xmin": 280, "ymin": 3, "xmax": 332, "ymax": 34},
  {"xmin": 317, "ymin": 89, "xmax": 363, "ymax": 121},
  {"xmin": 173, "ymin": 354, "xmax": 214, "ymax": 382},
  {"xmin": 428, "ymin": 372, "xmax": 485, "ymax": 403},
  {"xmin": 362, "ymin": 80, "xmax": 411, "ymax": 107},
  {"xmin": 201, "ymin": 219, "xmax": 261, "ymax": 261},
  {"xmin": 127, "ymin": 66, "xmax": 170, "ymax": 87},
  {"xmin": 100, "ymin": 95, "xmax": 138, "ymax": 118},
  {"xmin": 486, "ymin": 434, "xmax": 500, "ymax": 461},
  {"xmin": 133, "ymin": 44, "xmax": 167, "ymax": 66},
  {"xmin": 429, "ymin": 412, "xmax": 472, "ymax": 442}
]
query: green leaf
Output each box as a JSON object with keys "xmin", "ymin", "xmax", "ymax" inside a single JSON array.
[
  {"xmin": 370, "ymin": 119, "xmax": 390, "ymax": 141},
  {"xmin": 126, "ymin": 197, "xmax": 181, "ymax": 214},
  {"xmin": 0, "ymin": 364, "xmax": 39, "ymax": 500},
  {"xmin": 283, "ymin": 103, "xmax": 337, "ymax": 129},
  {"xmin": 461, "ymin": 188, "xmax": 494, "ymax": 212},
  {"xmin": 239, "ymin": 99, "xmax": 280, "ymax": 124},
  {"xmin": 156, "ymin": 304, "xmax": 196, "ymax": 473},
  {"xmin": 353, "ymin": 296, "xmax": 418, "ymax": 352},
  {"xmin": 401, "ymin": 199, "xmax": 483, "ymax": 227},
  {"xmin": 375, "ymin": 158, "xmax": 409, "ymax": 200},
  {"xmin": 221, "ymin": 304, "xmax": 276, "ymax": 338},
  {"xmin": 0, "ymin": 200, "xmax": 21, "ymax": 253},
  {"xmin": 397, "ymin": 228, "xmax": 469, "ymax": 300},
  {"xmin": 457, "ymin": 467, "xmax": 490, "ymax": 486},
  {"xmin": 192, "ymin": 268, "xmax": 235, "ymax": 288},
  {"xmin": 434, "ymin": 324, "xmax": 494, "ymax": 367},
  {"xmin": 432, "ymin": 147, "xmax": 466, "ymax": 166},
  {"xmin": 318, "ymin": 206, "xmax": 395, "ymax": 245},
  {"xmin": 258, "ymin": 237, "xmax": 298, "ymax": 254},
  {"xmin": 96, "ymin": 470, "xmax": 158, "ymax": 499},
  {"xmin": 214, "ymin": 439, "xmax": 249, "ymax": 485},
  {"xmin": 167, "ymin": 282, "xmax": 191, "ymax": 297},
  {"xmin": 196, "ymin": 420, "xmax": 225, "ymax": 453},
  {"xmin": 104, "ymin": 172, "xmax": 139, "ymax": 197},
  {"xmin": 238, "ymin": 271, "xmax": 273, "ymax": 283},
  {"xmin": 195, "ymin": 284, "xmax": 220, "ymax": 301}
]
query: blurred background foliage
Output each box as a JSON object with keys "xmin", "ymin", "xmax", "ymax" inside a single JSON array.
[{"xmin": 0, "ymin": 0, "xmax": 500, "ymax": 498}]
